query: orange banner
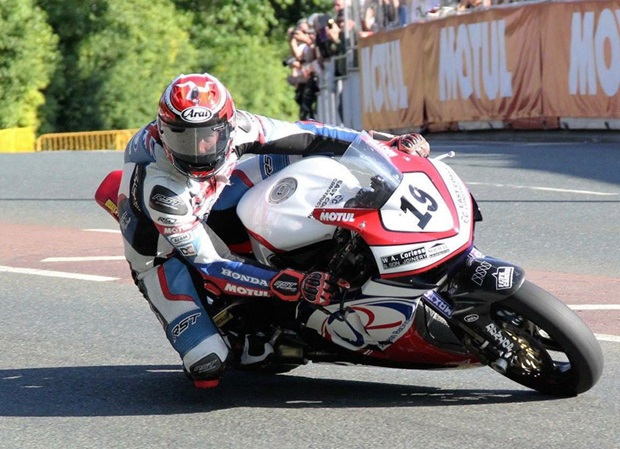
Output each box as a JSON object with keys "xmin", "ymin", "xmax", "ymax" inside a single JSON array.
[
  {"xmin": 541, "ymin": 0, "xmax": 620, "ymax": 118},
  {"xmin": 358, "ymin": 0, "xmax": 620, "ymax": 131},
  {"xmin": 423, "ymin": 5, "xmax": 545, "ymax": 127},
  {"xmin": 359, "ymin": 26, "xmax": 425, "ymax": 130}
]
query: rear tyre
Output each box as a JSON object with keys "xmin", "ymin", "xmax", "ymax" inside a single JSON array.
[{"xmin": 487, "ymin": 280, "xmax": 603, "ymax": 396}]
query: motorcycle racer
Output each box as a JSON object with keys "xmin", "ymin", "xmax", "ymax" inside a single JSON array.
[{"xmin": 118, "ymin": 72, "xmax": 430, "ymax": 388}]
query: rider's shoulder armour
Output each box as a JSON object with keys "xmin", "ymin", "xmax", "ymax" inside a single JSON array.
[{"xmin": 149, "ymin": 184, "xmax": 189, "ymax": 216}]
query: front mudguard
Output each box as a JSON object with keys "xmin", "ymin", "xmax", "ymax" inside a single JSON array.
[{"xmin": 447, "ymin": 256, "xmax": 526, "ymax": 303}]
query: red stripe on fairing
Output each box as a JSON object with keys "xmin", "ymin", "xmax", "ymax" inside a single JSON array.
[
  {"xmin": 232, "ymin": 169, "xmax": 254, "ymax": 188},
  {"xmin": 354, "ymin": 306, "xmax": 403, "ymax": 330},
  {"xmin": 245, "ymin": 228, "xmax": 284, "ymax": 253},
  {"xmin": 228, "ymin": 241, "xmax": 253, "ymax": 254},
  {"xmin": 157, "ymin": 265, "xmax": 194, "ymax": 302}
]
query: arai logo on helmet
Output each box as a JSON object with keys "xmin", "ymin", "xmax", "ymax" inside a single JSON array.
[{"xmin": 181, "ymin": 107, "xmax": 213, "ymax": 122}]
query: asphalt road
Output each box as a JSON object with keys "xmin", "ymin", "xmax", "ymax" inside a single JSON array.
[{"xmin": 0, "ymin": 134, "xmax": 618, "ymax": 449}]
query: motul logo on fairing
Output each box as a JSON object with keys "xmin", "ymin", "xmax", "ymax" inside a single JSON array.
[
  {"xmin": 181, "ymin": 107, "xmax": 213, "ymax": 122},
  {"xmin": 220, "ymin": 268, "xmax": 269, "ymax": 287},
  {"xmin": 319, "ymin": 211, "xmax": 355, "ymax": 222},
  {"xmin": 224, "ymin": 284, "xmax": 270, "ymax": 296}
]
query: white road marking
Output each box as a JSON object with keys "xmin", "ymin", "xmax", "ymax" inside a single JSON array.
[
  {"xmin": 83, "ymin": 228, "xmax": 121, "ymax": 233},
  {"xmin": 595, "ymin": 334, "xmax": 620, "ymax": 343},
  {"xmin": 41, "ymin": 256, "xmax": 125, "ymax": 262},
  {"xmin": 467, "ymin": 182, "xmax": 618, "ymax": 196},
  {"xmin": 0, "ymin": 265, "xmax": 118, "ymax": 282},
  {"xmin": 1, "ymin": 261, "xmax": 618, "ymax": 341},
  {"xmin": 569, "ymin": 304, "xmax": 620, "ymax": 311}
]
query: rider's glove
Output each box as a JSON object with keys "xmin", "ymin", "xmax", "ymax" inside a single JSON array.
[
  {"xmin": 301, "ymin": 271, "xmax": 350, "ymax": 306},
  {"xmin": 387, "ymin": 133, "xmax": 430, "ymax": 158},
  {"xmin": 270, "ymin": 269, "xmax": 349, "ymax": 306}
]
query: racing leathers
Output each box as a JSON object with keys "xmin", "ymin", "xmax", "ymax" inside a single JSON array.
[{"xmin": 119, "ymin": 110, "xmax": 372, "ymax": 385}]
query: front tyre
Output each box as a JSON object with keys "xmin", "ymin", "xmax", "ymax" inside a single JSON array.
[{"xmin": 488, "ymin": 280, "xmax": 603, "ymax": 396}]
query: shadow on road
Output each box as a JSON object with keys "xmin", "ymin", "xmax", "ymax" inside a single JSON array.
[{"xmin": 0, "ymin": 365, "xmax": 560, "ymax": 417}]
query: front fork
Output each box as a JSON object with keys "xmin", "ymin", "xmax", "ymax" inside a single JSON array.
[{"xmin": 420, "ymin": 250, "xmax": 526, "ymax": 372}]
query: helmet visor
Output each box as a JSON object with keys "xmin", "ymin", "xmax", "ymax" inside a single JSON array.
[{"xmin": 161, "ymin": 122, "xmax": 232, "ymax": 164}]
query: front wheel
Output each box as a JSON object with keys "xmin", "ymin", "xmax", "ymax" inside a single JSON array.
[{"xmin": 482, "ymin": 280, "xmax": 603, "ymax": 396}]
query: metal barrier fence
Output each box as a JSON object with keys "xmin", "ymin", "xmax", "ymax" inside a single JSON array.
[{"xmin": 36, "ymin": 129, "xmax": 139, "ymax": 151}]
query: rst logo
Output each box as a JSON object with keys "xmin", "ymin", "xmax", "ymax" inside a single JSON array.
[
  {"xmin": 263, "ymin": 155, "xmax": 274, "ymax": 176},
  {"xmin": 158, "ymin": 216, "xmax": 178, "ymax": 225},
  {"xmin": 152, "ymin": 193, "xmax": 183, "ymax": 208},
  {"xmin": 319, "ymin": 211, "xmax": 355, "ymax": 222},
  {"xmin": 171, "ymin": 312, "xmax": 200, "ymax": 342},
  {"xmin": 273, "ymin": 280, "xmax": 298, "ymax": 292}
]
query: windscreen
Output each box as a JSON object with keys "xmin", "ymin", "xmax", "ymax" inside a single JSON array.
[{"xmin": 337, "ymin": 132, "xmax": 403, "ymax": 209}]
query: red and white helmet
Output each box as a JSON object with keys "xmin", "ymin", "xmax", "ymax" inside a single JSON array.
[{"xmin": 157, "ymin": 73, "xmax": 236, "ymax": 179}]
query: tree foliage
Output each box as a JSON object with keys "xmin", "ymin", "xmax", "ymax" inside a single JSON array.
[
  {"xmin": 172, "ymin": 0, "xmax": 304, "ymax": 120},
  {"xmin": 39, "ymin": 0, "xmax": 197, "ymax": 131},
  {"xmin": 6, "ymin": 0, "xmax": 334, "ymax": 133},
  {"xmin": 0, "ymin": 0, "xmax": 58, "ymax": 129}
]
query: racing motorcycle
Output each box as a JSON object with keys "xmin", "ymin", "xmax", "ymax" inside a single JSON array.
[{"xmin": 96, "ymin": 132, "xmax": 603, "ymax": 396}]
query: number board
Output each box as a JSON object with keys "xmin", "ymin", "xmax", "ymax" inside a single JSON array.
[{"xmin": 380, "ymin": 172, "xmax": 455, "ymax": 233}]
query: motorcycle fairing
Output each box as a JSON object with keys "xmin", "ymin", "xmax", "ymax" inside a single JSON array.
[
  {"xmin": 304, "ymin": 297, "xmax": 418, "ymax": 352},
  {"xmin": 381, "ymin": 171, "xmax": 456, "ymax": 234},
  {"xmin": 95, "ymin": 169, "xmax": 123, "ymax": 222},
  {"xmin": 447, "ymin": 256, "xmax": 526, "ymax": 303},
  {"xmin": 237, "ymin": 156, "xmax": 360, "ymax": 255},
  {"xmin": 311, "ymin": 159, "xmax": 474, "ymax": 277},
  {"xmin": 303, "ymin": 295, "xmax": 478, "ymax": 366},
  {"xmin": 238, "ymin": 131, "xmax": 474, "ymax": 276}
]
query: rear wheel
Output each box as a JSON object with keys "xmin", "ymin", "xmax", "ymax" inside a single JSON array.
[{"xmin": 484, "ymin": 281, "xmax": 603, "ymax": 396}]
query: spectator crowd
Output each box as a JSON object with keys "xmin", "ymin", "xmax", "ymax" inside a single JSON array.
[
  {"xmin": 284, "ymin": 0, "xmax": 526, "ymax": 120},
  {"xmin": 283, "ymin": 0, "xmax": 354, "ymax": 120}
]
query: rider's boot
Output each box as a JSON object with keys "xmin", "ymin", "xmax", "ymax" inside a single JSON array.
[
  {"xmin": 185, "ymin": 353, "xmax": 227, "ymax": 388},
  {"xmin": 182, "ymin": 334, "xmax": 231, "ymax": 389}
]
